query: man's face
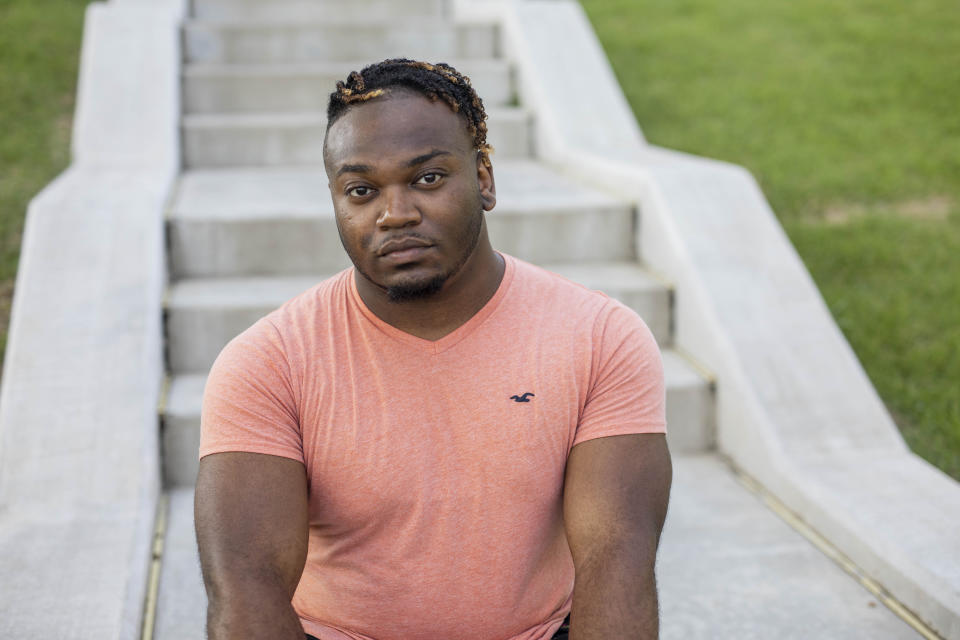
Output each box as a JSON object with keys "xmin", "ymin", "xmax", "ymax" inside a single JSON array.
[{"xmin": 323, "ymin": 90, "xmax": 496, "ymax": 302}]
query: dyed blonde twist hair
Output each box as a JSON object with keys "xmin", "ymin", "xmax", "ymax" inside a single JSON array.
[{"xmin": 327, "ymin": 58, "xmax": 493, "ymax": 165}]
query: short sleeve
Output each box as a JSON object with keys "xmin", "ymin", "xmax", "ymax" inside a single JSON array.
[
  {"xmin": 574, "ymin": 301, "xmax": 667, "ymax": 446},
  {"xmin": 199, "ymin": 317, "xmax": 303, "ymax": 463}
]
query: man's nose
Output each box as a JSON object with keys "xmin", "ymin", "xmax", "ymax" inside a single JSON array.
[{"xmin": 376, "ymin": 187, "xmax": 421, "ymax": 228}]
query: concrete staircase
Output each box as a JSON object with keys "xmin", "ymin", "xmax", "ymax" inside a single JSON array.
[{"xmin": 152, "ymin": 1, "xmax": 922, "ymax": 637}]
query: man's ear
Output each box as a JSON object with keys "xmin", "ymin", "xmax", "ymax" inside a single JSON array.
[{"xmin": 477, "ymin": 153, "xmax": 497, "ymax": 212}]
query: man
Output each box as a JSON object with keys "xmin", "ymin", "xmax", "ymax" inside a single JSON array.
[{"xmin": 195, "ymin": 59, "xmax": 672, "ymax": 640}]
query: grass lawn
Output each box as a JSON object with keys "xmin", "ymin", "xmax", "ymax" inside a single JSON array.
[
  {"xmin": 581, "ymin": 0, "xmax": 960, "ymax": 479},
  {"xmin": 0, "ymin": 0, "xmax": 91, "ymax": 363}
]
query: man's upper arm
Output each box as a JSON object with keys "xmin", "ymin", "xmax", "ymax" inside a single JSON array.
[
  {"xmin": 195, "ymin": 451, "xmax": 309, "ymax": 599},
  {"xmin": 566, "ymin": 302, "xmax": 671, "ymax": 554},
  {"xmin": 563, "ymin": 433, "xmax": 672, "ymax": 564}
]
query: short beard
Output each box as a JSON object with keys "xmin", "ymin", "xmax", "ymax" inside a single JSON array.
[
  {"xmin": 377, "ymin": 205, "xmax": 484, "ymax": 304},
  {"xmin": 385, "ymin": 273, "xmax": 447, "ymax": 302},
  {"xmin": 340, "ymin": 201, "xmax": 485, "ymax": 304}
]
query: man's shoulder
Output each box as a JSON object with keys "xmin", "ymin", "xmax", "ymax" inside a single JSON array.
[
  {"xmin": 505, "ymin": 255, "xmax": 655, "ymax": 344},
  {"xmin": 508, "ymin": 255, "xmax": 621, "ymax": 318},
  {"xmin": 264, "ymin": 267, "xmax": 350, "ymax": 323},
  {"xmin": 224, "ymin": 269, "xmax": 351, "ymax": 353}
]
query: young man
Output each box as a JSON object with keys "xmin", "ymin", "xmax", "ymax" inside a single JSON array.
[{"xmin": 195, "ymin": 59, "xmax": 672, "ymax": 640}]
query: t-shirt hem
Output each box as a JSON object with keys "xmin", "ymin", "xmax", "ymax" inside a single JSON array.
[
  {"xmin": 198, "ymin": 443, "xmax": 304, "ymax": 464},
  {"xmin": 300, "ymin": 617, "xmax": 363, "ymax": 640},
  {"xmin": 572, "ymin": 422, "xmax": 667, "ymax": 448}
]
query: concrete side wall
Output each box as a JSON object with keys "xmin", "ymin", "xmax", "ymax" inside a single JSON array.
[
  {"xmin": 486, "ymin": 0, "xmax": 960, "ymax": 636},
  {"xmin": 0, "ymin": 1, "xmax": 184, "ymax": 637}
]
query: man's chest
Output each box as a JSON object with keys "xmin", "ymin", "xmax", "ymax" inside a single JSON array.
[{"xmin": 296, "ymin": 338, "xmax": 588, "ymax": 533}]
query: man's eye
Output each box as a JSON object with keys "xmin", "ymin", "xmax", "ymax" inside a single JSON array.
[
  {"xmin": 347, "ymin": 186, "xmax": 373, "ymax": 198},
  {"xmin": 416, "ymin": 173, "xmax": 443, "ymax": 186}
]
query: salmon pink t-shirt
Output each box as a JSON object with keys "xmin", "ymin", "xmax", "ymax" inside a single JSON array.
[{"xmin": 200, "ymin": 254, "xmax": 666, "ymax": 640}]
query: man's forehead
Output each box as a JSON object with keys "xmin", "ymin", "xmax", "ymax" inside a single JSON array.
[{"xmin": 324, "ymin": 91, "xmax": 473, "ymax": 170}]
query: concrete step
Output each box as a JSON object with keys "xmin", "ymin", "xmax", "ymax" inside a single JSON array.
[
  {"xmin": 165, "ymin": 264, "xmax": 672, "ymax": 373},
  {"xmin": 154, "ymin": 457, "xmax": 920, "ymax": 639},
  {"xmin": 184, "ymin": 20, "xmax": 498, "ymax": 64},
  {"xmin": 153, "ymin": 487, "xmax": 204, "ymax": 640},
  {"xmin": 191, "ymin": 0, "xmax": 449, "ymax": 22},
  {"xmin": 161, "ymin": 349, "xmax": 712, "ymax": 487},
  {"xmin": 162, "ymin": 376, "xmax": 209, "ymax": 489},
  {"xmin": 660, "ymin": 351, "xmax": 715, "ymax": 455},
  {"xmin": 164, "ymin": 276, "xmax": 326, "ymax": 373},
  {"xmin": 167, "ymin": 161, "xmax": 636, "ymax": 277},
  {"xmin": 182, "ymin": 108, "xmax": 531, "ymax": 167},
  {"xmin": 183, "ymin": 60, "xmax": 514, "ymax": 113}
]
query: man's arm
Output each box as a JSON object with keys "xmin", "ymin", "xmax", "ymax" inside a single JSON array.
[
  {"xmin": 195, "ymin": 451, "xmax": 309, "ymax": 640},
  {"xmin": 563, "ymin": 433, "xmax": 672, "ymax": 639}
]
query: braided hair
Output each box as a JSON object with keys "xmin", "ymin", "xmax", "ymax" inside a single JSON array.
[{"xmin": 326, "ymin": 58, "xmax": 493, "ymax": 166}]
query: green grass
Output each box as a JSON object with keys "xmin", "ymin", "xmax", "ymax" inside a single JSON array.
[
  {"xmin": 0, "ymin": 0, "xmax": 91, "ymax": 363},
  {"xmin": 581, "ymin": 0, "xmax": 960, "ymax": 479},
  {"xmin": 789, "ymin": 215, "xmax": 960, "ymax": 476}
]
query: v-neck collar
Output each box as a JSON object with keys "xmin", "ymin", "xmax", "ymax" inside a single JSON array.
[{"xmin": 347, "ymin": 253, "xmax": 516, "ymax": 355}]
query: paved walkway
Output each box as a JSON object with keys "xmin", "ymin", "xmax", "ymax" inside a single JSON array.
[{"xmin": 659, "ymin": 456, "xmax": 917, "ymax": 639}]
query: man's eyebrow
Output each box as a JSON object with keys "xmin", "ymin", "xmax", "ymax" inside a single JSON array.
[
  {"xmin": 336, "ymin": 163, "xmax": 373, "ymax": 177},
  {"xmin": 335, "ymin": 151, "xmax": 452, "ymax": 177},
  {"xmin": 406, "ymin": 150, "xmax": 452, "ymax": 167}
]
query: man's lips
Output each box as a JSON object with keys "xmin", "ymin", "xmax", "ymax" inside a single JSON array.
[
  {"xmin": 380, "ymin": 246, "xmax": 433, "ymax": 264},
  {"xmin": 377, "ymin": 237, "xmax": 435, "ymax": 257}
]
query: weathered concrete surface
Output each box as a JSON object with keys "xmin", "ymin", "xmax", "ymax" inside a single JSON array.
[
  {"xmin": 184, "ymin": 59, "xmax": 514, "ymax": 113},
  {"xmin": 0, "ymin": 168, "xmax": 169, "ymax": 638},
  {"xmin": 481, "ymin": 0, "xmax": 645, "ymax": 157},
  {"xmin": 192, "ymin": 0, "xmax": 448, "ymax": 21},
  {"xmin": 184, "ymin": 20, "xmax": 498, "ymax": 64},
  {"xmin": 163, "ymin": 375, "xmax": 208, "ymax": 487},
  {"xmin": 72, "ymin": 2, "xmax": 183, "ymax": 172},
  {"xmin": 660, "ymin": 351, "xmax": 716, "ymax": 454},
  {"xmin": 0, "ymin": 511, "xmax": 158, "ymax": 639},
  {"xmin": 660, "ymin": 456, "xmax": 919, "ymax": 639},
  {"xmin": 495, "ymin": 0, "xmax": 960, "ymax": 635},
  {"xmin": 0, "ymin": 169, "xmax": 167, "ymax": 509},
  {"xmin": 0, "ymin": 1, "xmax": 183, "ymax": 637},
  {"xmin": 154, "ymin": 488, "xmax": 206, "ymax": 640}
]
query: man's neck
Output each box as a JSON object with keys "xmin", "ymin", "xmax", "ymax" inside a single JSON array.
[{"xmin": 355, "ymin": 246, "xmax": 506, "ymax": 342}]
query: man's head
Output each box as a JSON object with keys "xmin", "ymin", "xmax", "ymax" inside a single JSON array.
[{"xmin": 323, "ymin": 59, "xmax": 497, "ymax": 304}]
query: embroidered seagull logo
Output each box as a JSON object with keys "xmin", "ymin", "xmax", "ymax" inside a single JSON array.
[{"xmin": 510, "ymin": 392, "xmax": 535, "ymax": 403}]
